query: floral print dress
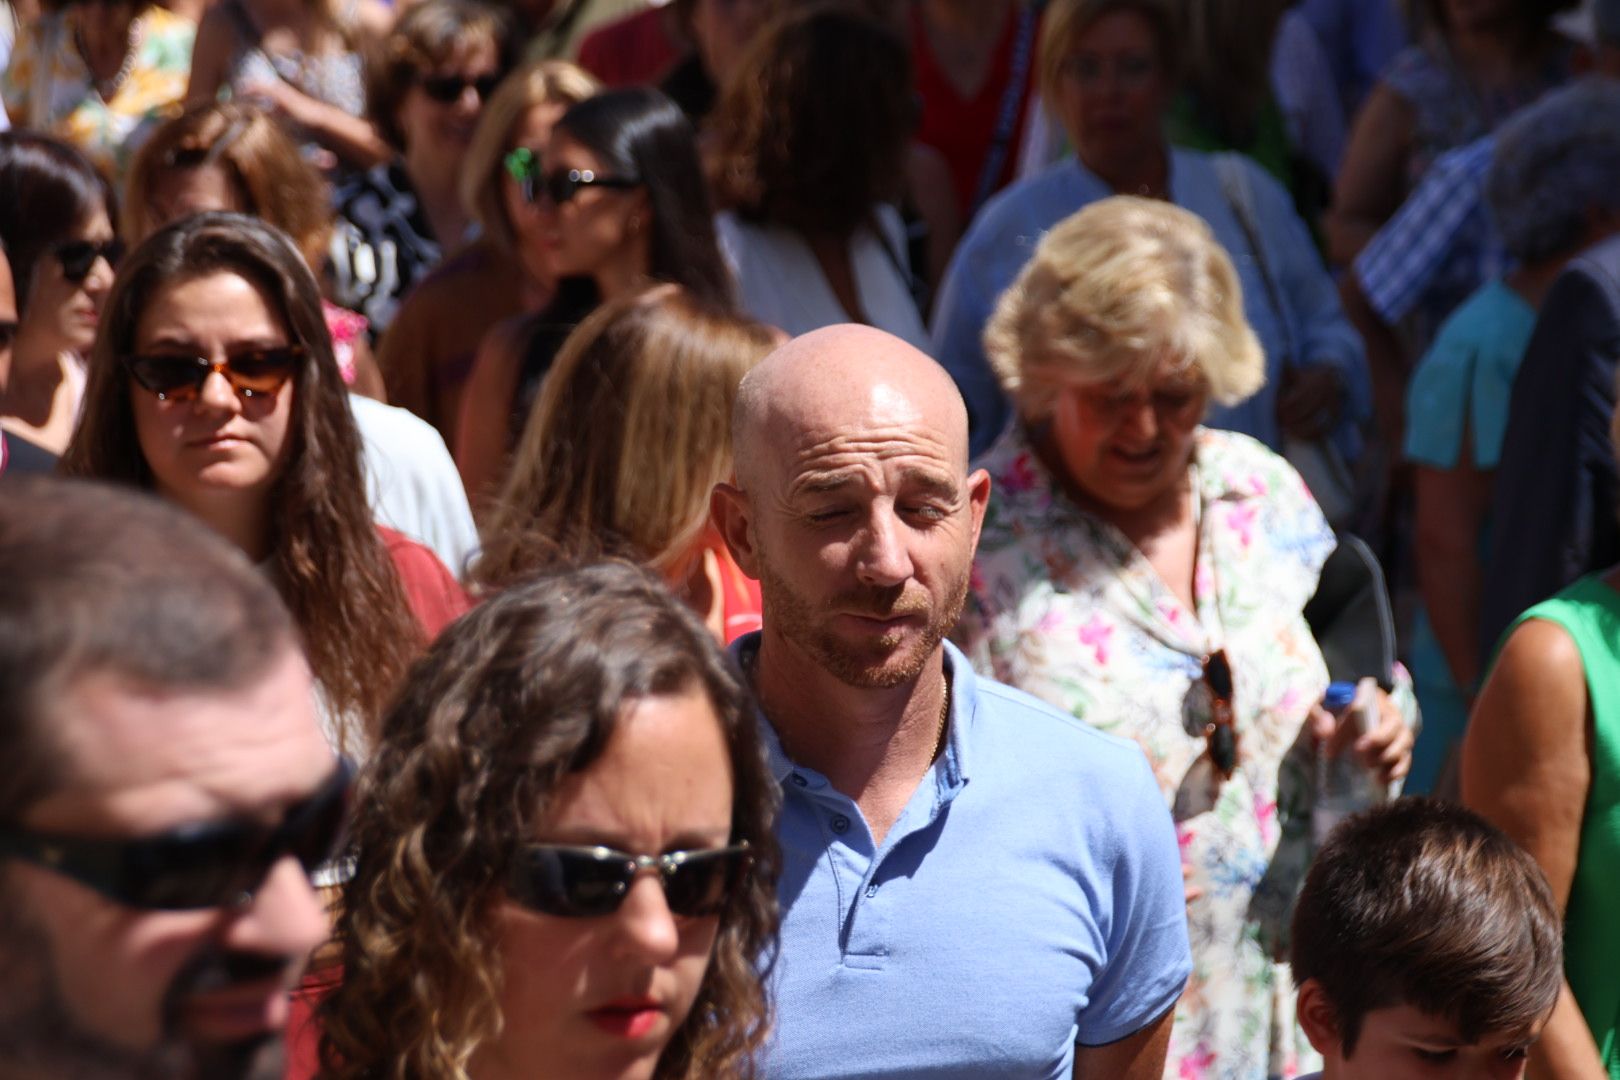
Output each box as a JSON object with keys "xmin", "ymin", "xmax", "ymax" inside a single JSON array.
[{"xmin": 961, "ymin": 425, "xmax": 1343, "ymax": 1080}]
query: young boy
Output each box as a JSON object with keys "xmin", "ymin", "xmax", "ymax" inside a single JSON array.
[{"xmin": 1290, "ymin": 799, "xmax": 1563, "ymax": 1079}]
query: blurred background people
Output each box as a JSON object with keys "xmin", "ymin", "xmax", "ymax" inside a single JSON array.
[
  {"xmin": 0, "ymin": 131, "xmax": 116, "ymax": 457},
  {"xmin": 1402, "ymin": 79, "xmax": 1620, "ymax": 795},
  {"xmin": 60, "ymin": 212, "xmax": 466, "ymax": 758},
  {"xmin": 185, "ymin": 0, "xmax": 391, "ymax": 172},
  {"xmin": 471, "ymin": 285, "xmax": 775, "ymax": 641},
  {"xmin": 934, "ymin": 0, "xmax": 1367, "ymax": 462},
  {"xmin": 454, "ymin": 84, "xmax": 731, "ymax": 501},
  {"xmin": 123, "ymin": 100, "xmax": 481, "ymax": 573},
  {"xmin": 378, "ymin": 57, "xmax": 597, "ymax": 443},
  {"xmin": 329, "ymin": 0, "xmax": 513, "ymax": 335},
  {"xmin": 0, "ymin": 244, "xmax": 51, "ymax": 474},
  {"xmin": 314, "ymin": 562, "xmax": 779, "ymax": 1080},
  {"xmin": 961, "ymin": 197, "xmax": 1413, "ymax": 1079},
  {"xmin": 2, "ymin": 0, "xmax": 194, "ymax": 176},
  {"xmin": 659, "ymin": 0, "xmax": 777, "ymax": 124},
  {"xmin": 710, "ymin": 5, "xmax": 928, "ymax": 346}
]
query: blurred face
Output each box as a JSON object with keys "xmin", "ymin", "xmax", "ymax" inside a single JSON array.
[
  {"xmin": 396, "ymin": 37, "xmax": 501, "ymax": 160},
  {"xmin": 690, "ymin": 0, "xmax": 776, "ymax": 86},
  {"xmin": 0, "ymin": 647, "xmax": 333, "ymax": 1080},
  {"xmin": 500, "ymin": 101, "xmax": 569, "ymax": 273},
  {"xmin": 1045, "ymin": 357, "xmax": 1206, "ymax": 515},
  {"xmin": 531, "ymin": 130, "xmax": 651, "ymax": 282},
  {"xmin": 1440, "ymin": 0, "xmax": 1518, "ymax": 32},
  {"xmin": 23, "ymin": 205, "xmax": 116, "ymax": 355},
  {"xmin": 1300, "ymin": 982, "xmax": 1547, "ymax": 1080},
  {"xmin": 475, "ymin": 686, "xmax": 734, "ymax": 1080},
  {"xmin": 129, "ymin": 272, "xmax": 298, "ymax": 517},
  {"xmin": 145, "ymin": 164, "xmax": 245, "ymax": 237},
  {"xmin": 1053, "ymin": 10, "xmax": 1172, "ymax": 176}
]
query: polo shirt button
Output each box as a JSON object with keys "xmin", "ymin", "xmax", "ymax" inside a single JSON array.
[
  {"xmin": 790, "ymin": 774, "xmax": 809, "ymax": 787},
  {"xmin": 864, "ymin": 883, "xmax": 878, "ymax": 897},
  {"xmin": 830, "ymin": 814, "xmax": 851, "ymax": 834}
]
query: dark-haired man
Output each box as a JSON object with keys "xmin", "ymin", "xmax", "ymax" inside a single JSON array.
[{"xmin": 0, "ymin": 477, "xmax": 338, "ymax": 1079}]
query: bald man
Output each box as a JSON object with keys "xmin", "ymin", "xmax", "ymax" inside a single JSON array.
[{"xmin": 713, "ymin": 326, "xmax": 1191, "ymax": 1080}]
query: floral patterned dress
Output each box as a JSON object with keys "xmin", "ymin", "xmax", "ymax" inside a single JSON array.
[{"xmin": 961, "ymin": 425, "xmax": 1342, "ymax": 1080}]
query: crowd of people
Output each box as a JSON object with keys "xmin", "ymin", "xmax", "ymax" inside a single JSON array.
[{"xmin": 0, "ymin": 0, "xmax": 1615, "ymax": 1078}]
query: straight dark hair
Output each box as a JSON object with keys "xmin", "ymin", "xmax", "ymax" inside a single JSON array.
[
  {"xmin": 555, "ymin": 86, "xmax": 734, "ymax": 307},
  {"xmin": 1290, "ymin": 798, "xmax": 1563, "ymax": 1056},
  {"xmin": 0, "ymin": 132, "xmax": 116, "ymax": 309}
]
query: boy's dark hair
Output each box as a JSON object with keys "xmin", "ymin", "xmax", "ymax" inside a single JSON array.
[{"xmin": 1290, "ymin": 799, "xmax": 1563, "ymax": 1057}]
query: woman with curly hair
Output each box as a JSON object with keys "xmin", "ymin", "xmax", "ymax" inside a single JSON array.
[
  {"xmin": 59, "ymin": 211, "xmax": 467, "ymax": 758},
  {"xmin": 316, "ymin": 560, "xmax": 780, "ymax": 1080}
]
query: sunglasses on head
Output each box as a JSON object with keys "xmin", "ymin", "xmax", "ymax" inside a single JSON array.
[
  {"xmin": 122, "ymin": 345, "xmax": 305, "ymax": 403},
  {"xmin": 524, "ymin": 168, "xmax": 642, "ymax": 206},
  {"xmin": 508, "ymin": 842, "xmax": 751, "ymax": 918},
  {"xmin": 419, "ymin": 71, "xmax": 500, "ymax": 105},
  {"xmin": 1201, "ymin": 649, "xmax": 1238, "ymax": 780},
  {"xmin": 54, "ymin": 238, "xmax": 123, "ymax": 284},
  {"xmin": 0, "ymin": 759, "xmax": 353, "ymax": 911}
]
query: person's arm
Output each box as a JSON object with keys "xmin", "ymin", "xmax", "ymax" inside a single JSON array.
[
  {"xmin": 1413, "ymin": 461, "xmax": 1492, "ymax": 696},
  {"xmin": 1324, "ymin": 82, "xmax": 1413, "ymax": 266},
  {"xmin": 905, "ymin": 141, "xmax": 962, "ymax": 303},
  {"xmin": 184, "ymin": 5, "xmax": 232, "ymax": 106},
  {"xmin": 1339, "ymin": 272, "xmax": 1410, "ymax": 460},
  {"xmin": 1461, "ymin": 619, "xmax": 1606, "ymax": 1080},
  {"xmin": 454, "ymin": 316, "xmax": 528, "ymax": 513},
  {"xmin": 1073, "ymin": 1006, "xmax": 1174, "ymax": 1080},
  {"xmin": 243, "ymin": 76, "xmax": 391, "ymax": 170}
]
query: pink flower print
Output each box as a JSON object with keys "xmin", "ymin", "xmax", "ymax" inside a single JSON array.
[
  {"xmin": 1178, "ymin": 1044, "xmax": 1216, "ymax": 1079},
  {"xmin": 1253, "ymin": 791, "xmax": 1278, "ymax": 844},
  {"xmin": 1078, "ymin": 615, "xmax": 1114, "ymax": 665},
  {"xmin": 1003, "ymin": 451, "xmax": 1038, "ymax": 494},
  {"xmin": 1223, "ymin": 504, "xmax": 1259, "ymax": 548},
  {"xmin": 1034, "ymin": 609, "xmax": 1063, "ymax": 635},
  {"xmin": 1194, "ymin": 564, "xmax": 1214, "ymax": 601}
]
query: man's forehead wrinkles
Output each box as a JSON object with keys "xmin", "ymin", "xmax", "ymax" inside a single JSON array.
[{"xmin": 788, "ymin": 427, "xmax": 952, "ymax": 463}]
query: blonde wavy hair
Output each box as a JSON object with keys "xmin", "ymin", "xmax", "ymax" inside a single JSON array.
[
  {"xmin": 459, "ymin": 59, "xmax": 598, "ymax": 257},
  {"xmin": 471, "ymin": 285, "xmax": 776, "ymax": 592},
  {"xmin": 984, "ymin": 195, "xmax": 1265, "ymax": 422}
]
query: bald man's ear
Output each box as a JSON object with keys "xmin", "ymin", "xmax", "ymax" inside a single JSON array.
[
  {"xmin": 965, "ymin": 468, "xmax": 992, "ymax": 554},
  {"xmin": 711, "ymin": 482, "xmax": 761, "ymax": 579}
]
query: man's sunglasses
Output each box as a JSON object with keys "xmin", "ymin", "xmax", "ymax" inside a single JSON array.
[
  {"xmin": 419, "ymin": 72, "xmax": 500, "ymax": 105},
  {"xmin": 122, "ymin": 345, "xmax": 305, "ymax": 403},
  {"xmin": 0, "ymin": 759, "xmax": 353, "ymax": 911},
  {"xmin": 54, "ymin": 238, "xmax": 124, "ymax": 284},
  {"xmin": 1202, "ymin": 649, "xmax": 1238, "ymax": 779},
  {"xmin": 508, "ymin": 842, "xmax": 751, "ymax": 918},
  {"xmin": 523, "ymin": 167, "xmax": 642, "ymax": 206}
]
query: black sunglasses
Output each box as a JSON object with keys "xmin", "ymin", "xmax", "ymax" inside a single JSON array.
[
  {"xmin": 0, "ymin": 759, "xmax": 353, "ymax": 911},
  {"xmin": 54, "ymin": 238, "xmax": 123, "ymax": 284},
  {"xmin": 508, "ymin": 842, "xmax": 751, "ymax": 918},
  {"xmin": 525, "ymin": 167, "xmax": 642, "ymax": 206},
  {"xmin": 1202, "ymin": 649, "xmax": 1238, "ymax": 779},
  {"xmin": 419, "ymin": 72, "xmax": 500, "ymax": 105},
  {"xmin": 123, "ymin": 345, "xmax": 305, "ymax": 403}
]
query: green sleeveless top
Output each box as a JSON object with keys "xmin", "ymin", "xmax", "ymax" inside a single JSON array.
[{"xmin": 1511, "ymin": 575, "xmax": 1620, "ymax": 1076}]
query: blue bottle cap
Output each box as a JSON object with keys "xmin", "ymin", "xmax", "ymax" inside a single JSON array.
[{"xmin": 1323, "ymin": 681, "xmax": 1357, "ymax": 711}]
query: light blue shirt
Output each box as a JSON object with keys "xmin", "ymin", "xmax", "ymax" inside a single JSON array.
[
  {"xmin": 932, "ymin": 149, "xmax": 1369, "ymax": 460},
  {"xmin": 744, "ymin": 638, "xmax": 1192, "ymax": 1079}
]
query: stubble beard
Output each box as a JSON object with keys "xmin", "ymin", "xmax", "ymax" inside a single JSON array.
[{"xmin": 756, "ymin": 559, "xmax": 972, "ymax": 689}]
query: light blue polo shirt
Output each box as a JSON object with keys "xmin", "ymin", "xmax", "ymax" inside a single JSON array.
[{"xmin": 741, "ymin": 637, "xmax": 1192, "ymax": 1079}]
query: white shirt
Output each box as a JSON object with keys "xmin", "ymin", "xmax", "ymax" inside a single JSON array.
[{"xmin": 349, "ymin": 394, "xmax": 478, "ymax": 578}]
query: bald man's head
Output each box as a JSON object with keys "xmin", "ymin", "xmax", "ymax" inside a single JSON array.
[{"xmin": 731, "ymin": 325, "xmax": 970, "ymax": 493}]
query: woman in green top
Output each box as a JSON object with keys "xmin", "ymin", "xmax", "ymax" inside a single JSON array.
[{"xmin": 1463, "ymin": 563, "xmax": 1620, "ymax": 1074}]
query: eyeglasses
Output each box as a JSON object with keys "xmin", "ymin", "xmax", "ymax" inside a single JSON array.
[
  {"xmin": 508, "ymin": 842, "xmax": 751, "ymax": 918},
  {"xmin": 54, "ymin": 238, "xmax": 124, "ymax": 284},
  {"xmin": 122, "ymin": 345, "xmax": 305, "ymax": 403},
  {"xmin": 0, "ymin": 759, "xmax": 353, "ymax": 911},
  {"xmin": 524, "ymin": 168, "xmax": 642, "ymax": 206},
  {"xmin": 1201, "ymin": 649, "xmax": 1237, "ymax": 779},
  {"xmin": 418, "ymin": 72, "xmax": 500, "ymax": 105}
]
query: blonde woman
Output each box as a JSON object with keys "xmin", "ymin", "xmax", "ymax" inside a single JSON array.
[
  {"xmin": 472, "ymin": 284, "xmax": 776, "ymax": 643},
  {"xmin": 959, "ymin": 195, "xmax": 1415, "ymax": 1079},
  {"xmin": 379, "ymin": 58, "xmax": 597, "ymax": 441}
]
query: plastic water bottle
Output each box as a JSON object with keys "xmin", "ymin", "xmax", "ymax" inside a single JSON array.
[{"xmin": 1313, "ymin": 678, "xmax": 1386, "ymax": 847}]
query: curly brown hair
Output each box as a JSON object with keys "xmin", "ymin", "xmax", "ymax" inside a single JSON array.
[
  {"xmin": 58, "ymin": 213, "xmax": 422, "ymax": 753},
  {"xmin": 318, "ymin": 561, "xmax": 780, "ymax": 1079},
  {"xmin": 709, "ymin": 2, "xmax": 913, "ymax": 238}
]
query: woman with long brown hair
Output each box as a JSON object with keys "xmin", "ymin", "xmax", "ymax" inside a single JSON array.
[
  {"xmin": 471, "ymin": 284, "xmax": 775, "ymax": 642},
  {"xmin": 59, "ymin": 211, "xmax": 466, "ymax": 757},
  {"xmin": 316, "ymin": 560, "xmax": 779, "ymax": 1079}
]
